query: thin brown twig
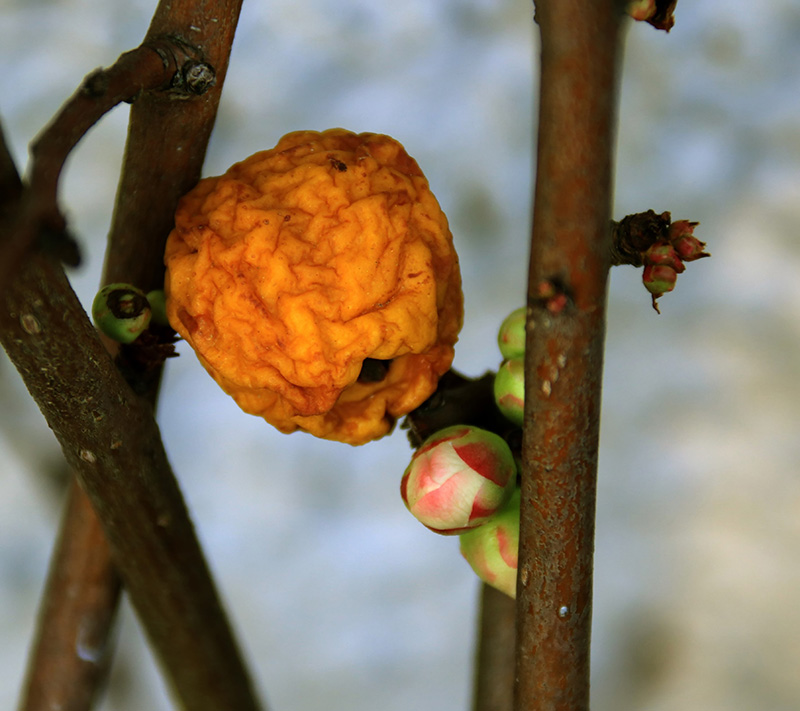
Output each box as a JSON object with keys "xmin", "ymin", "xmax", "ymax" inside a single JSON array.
[
  {"xmin": 515, "ymin": 2, "xmax": 623, "ymax": 710},
  {"xmin": 17, "ymin": 480, "xmax": 122, "ymax": 711},
  {"xmin": 104, "ymin": 0, "xmax": 244, "ymax": 291},
  {"xmin": 473, "ymin": 584, "xmax": 516, "ymax": 711}
]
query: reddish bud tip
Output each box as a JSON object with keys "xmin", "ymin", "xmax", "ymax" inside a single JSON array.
[{"xmin": 674, "ymin": 235, "xmax": 709, "ymax": 262}]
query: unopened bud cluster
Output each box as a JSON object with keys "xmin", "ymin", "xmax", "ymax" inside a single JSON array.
[
  {"xmin": 493, "ymin": 306, "xmax": 527, "ymax": 427},
  {"xmin": 642, "ymin": 220, "xmax": 708, "ymax": 312},
  {"xmin": 401, "ymin": 306, "xmax": 535, "ymax": 598}
]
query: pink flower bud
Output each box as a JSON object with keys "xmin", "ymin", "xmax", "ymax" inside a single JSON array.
[
  {"xmin": 401, "ymin": 425, "xmax": 517, "ymax": 535},
  {"xmin": 493, "ymin": 357, "xmax": 524, "ymax": 427},
  {"xmin": 642, "ymin": 264, "xmax": 678, "ymax": 295},
  {"xmin": 673, "ymin": 234, "xmax": 708, "ymax": 261},
  {"xmin": 669, "ymin": 221, "xmax": 708, "ymax": 262},
  {"xmin": 643, "ymin": 264, "xmax": 678, "ymax": 313},
  {"xmin": 497, "ymin": 307, "xmax": 527, "ymax": 360},
  {"xmin": 643, "ymin": 240, "xmax": 685, "ymax": 273},
  {"xmin": 460, "ymin": 488, "xmax": 520, "ymax": 598},
  {"xmin": 667, "ymin": 219, "xmax": 696, "ymax": 242}
]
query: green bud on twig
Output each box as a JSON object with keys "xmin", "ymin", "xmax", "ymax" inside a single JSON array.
[
  {"xmin": 497, "ymin": 307, "xmax": 527, "ymax": 360},
  {"xmin": 494, "ymin": 357, "xmax": 525, "ymax": 426},
  {"xmin": 92, "ymin": 283, "xmax": 152, "ymax": 344}
]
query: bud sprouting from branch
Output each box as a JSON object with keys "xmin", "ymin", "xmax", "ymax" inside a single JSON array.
[{"xmin": 92, "ymin": 283, "xmax": 152, "ymax": 344}]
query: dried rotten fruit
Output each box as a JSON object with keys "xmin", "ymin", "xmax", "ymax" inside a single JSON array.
[{"xmin": 165, "ymin": 129, "xmax": 463, "ymax": 445}]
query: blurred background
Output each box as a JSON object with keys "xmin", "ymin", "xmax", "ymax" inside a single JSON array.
[{"xmin": 2, "ymin": 0, "xmax": 800, "ymax": 709}]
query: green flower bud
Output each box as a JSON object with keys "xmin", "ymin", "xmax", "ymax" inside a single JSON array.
[
  {"xmin": 460, "ymin": 487, "xmax": 520, "ymax": 598},
  {"xmin": 493, "ymin": 357, "xmax": 525, "ymax": 426},
  {"xmin": 92, "ymin": 283, "xmax": 152, "ymax": 344},
  {"xmin": 497, "ymin": 307, "xmax": 527, "ymax": 360}
]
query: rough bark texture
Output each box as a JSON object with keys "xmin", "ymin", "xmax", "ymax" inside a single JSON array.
[{"xmin": 0, "ymin": 252, "xmax": 262, "ymax": 711}]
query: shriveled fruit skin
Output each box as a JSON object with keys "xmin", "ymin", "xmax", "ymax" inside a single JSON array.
[{"xmin": 165, "ymin": 129, "xmax": 463, "ymax": 445}]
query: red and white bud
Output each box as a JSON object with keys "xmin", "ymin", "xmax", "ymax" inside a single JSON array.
[
  {"xmin": 497, "ymin": 307, "xmax": 527, "ymax": 360},
  {"xmin": 494, "ymin": 357, "xmax": 525, "ymax": 427},
  {"xmin": 401, "ymin": 425, "xmax": 517, "ymax": 535},
  {"xmin": 667, "ymin": 218, "xmax": 696, "ymax": 242},
  {"xmin": 460, "ymin": 488, "xmax": 520, "ymax": 599}
]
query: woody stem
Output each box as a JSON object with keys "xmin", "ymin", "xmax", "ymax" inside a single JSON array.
[{"xmin": 515, "ymin": 2, "xmax": 623, "ymax": 710}]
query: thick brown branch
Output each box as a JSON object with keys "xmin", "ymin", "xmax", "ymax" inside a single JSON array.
[
  {"xmin": 4, "ymin": 122, "xmax": 121, "ymax": 711},
  {"xmin": 0, "ymin": 252, "xmax": 263, "ymax": 711},
  {"xmin": 516, "ymin": 2, "xmax": 623, "ymax": 710}
]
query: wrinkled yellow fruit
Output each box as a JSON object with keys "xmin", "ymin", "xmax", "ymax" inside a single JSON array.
[{"xmin": 165, "ymin": 129, "xmax": 463, "ymax": 445}]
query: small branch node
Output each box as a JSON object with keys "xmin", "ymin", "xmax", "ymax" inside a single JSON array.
[
  {"xmin": 145, "ymin": 35, "xmax": 217, "ymax": 99},
  {"xmin": 532, "ymin": 277, "xmax": 571, "ymax": 315},
  {"xmin": 182, "ymin": 61, "xmax": 217, "ymax": 95},
  {"xmin": 81, "ymin": 69, "xmax": 111, "ymax": 98}
]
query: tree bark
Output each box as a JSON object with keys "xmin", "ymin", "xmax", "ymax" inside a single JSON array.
[{"xmin": 515, "ymin": 2, "xmax": 623, "ymax": 709}]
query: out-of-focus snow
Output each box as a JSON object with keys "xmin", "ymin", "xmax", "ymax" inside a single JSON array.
[{"xmin": 2, "ymin": 1, "xmax": 800, "ymax": 709}]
